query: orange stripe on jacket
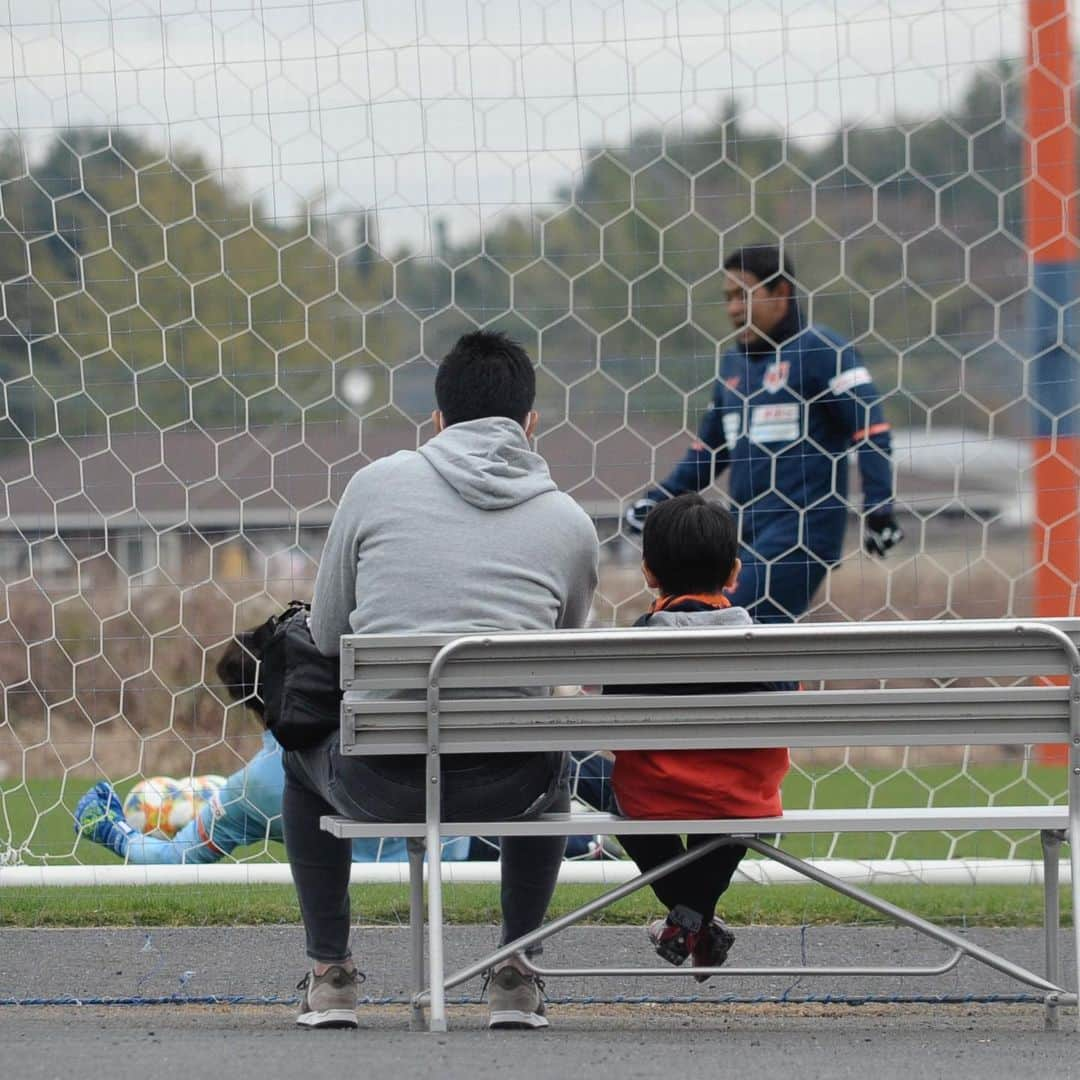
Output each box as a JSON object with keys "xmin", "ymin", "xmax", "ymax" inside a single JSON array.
[
  {"xmin": 852, "ymin": 422, "xmax": 891, "ymax": 441},
  {"xmin": 197, "ymin": 813, "xmax": 227, "ymax": 858},
  {"xmin": 649, "ymin": 591, "xmax": 731, "ymax": 614}
]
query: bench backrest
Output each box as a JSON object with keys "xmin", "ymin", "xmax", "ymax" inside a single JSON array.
[{"xmin": 338, "ymin": 618, "xmax": 1080, "ymax": 757}]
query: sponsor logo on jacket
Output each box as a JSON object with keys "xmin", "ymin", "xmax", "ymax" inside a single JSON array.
[
  {"xmin": 762, "ymin": 360, "xmax": 790, "ymax": 393},
  {"xmin": 749, "ymin": 403, "xmax": 800, "ymax": 444}
]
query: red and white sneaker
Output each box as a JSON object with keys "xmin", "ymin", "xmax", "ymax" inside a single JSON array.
[
  {"xmin": 647, "ymin": 907, "xmax": 736, "ymax": 982},
  {"xmin": 689, "ymin": 917, "xmax": 736, "ymax": 983},
  {"xmin": 646, "ymin": 904, "xmax": 704, "ymax": 966}
]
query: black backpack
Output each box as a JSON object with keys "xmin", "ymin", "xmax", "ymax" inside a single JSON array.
[{"xmin": 258, "ymin": 601, "xmax": 343, "ymax": 751}]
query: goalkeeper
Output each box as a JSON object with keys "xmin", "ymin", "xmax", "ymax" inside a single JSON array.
[
  {"xmin": 625, "ymin": 244, "xmax": 901, "ymax": 622},
  {"xmin": 73, "ymin": 636, "xmax": 470, "ymax": 865}
]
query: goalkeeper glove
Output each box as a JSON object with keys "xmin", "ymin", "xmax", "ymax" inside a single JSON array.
[
  {"xmin": 864, "ymin": 511, "xmax": 903, "ymax": 557},
  {"xmin": 75, "ymin": 781, "xmax": 137, "ymax": 858},
  {"xmin": 624, "ymin": 497, "xmax": 658, "ymax": 533}
]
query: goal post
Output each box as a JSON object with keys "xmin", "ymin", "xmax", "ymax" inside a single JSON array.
[
  {"xmin": 1026, "ymin": 0, "xmax": 1079, "ymax": 765},
  {"xmin": 0, "ymin": 1, "xmax": 1076, "ymax": 885}
]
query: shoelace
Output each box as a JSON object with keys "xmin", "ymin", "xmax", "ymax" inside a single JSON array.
[
  {"xmin": 296, "ymin": 968, "xmax": 366, "ymax": 992},
  {"xmin": 479, "ymin": 966, "xmax": 546, "ymax": 1003}
]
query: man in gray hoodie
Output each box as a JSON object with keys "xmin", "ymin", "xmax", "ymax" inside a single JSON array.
[{"xmin": 284, "ymin": 330, "xmax": 599, "ymax": 1031}]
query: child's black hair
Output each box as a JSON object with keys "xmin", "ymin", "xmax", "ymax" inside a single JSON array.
[
  {"xmin": 434, "ymin": 329, "xmax": 536, "ymax": 426},
  {"xmin": 642, "ymin": 493, "xmax": 739, "ymax": 597}
]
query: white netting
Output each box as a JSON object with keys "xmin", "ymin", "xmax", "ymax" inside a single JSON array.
[{"xmin": 0, "ymin": 0, "xmax": 1074, "ymax": 873}]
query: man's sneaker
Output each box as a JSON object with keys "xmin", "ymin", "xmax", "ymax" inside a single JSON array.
[
  {"xmin": 74, "ymin": 782, "xmax": 136, "ymax": 858},
  {"xmin": 295, "ymin": 965, "xmax": 362, "ymax": 1029},
  {"xmin": 689, "ymin": 917, "xmax": 736, "ymax": 983},
  {"xmin": 485, "ymin": 957, "xmax": 548, "ymax": 1029},
  {"xmin": 646, "ymin": 904, "xmax": 704, "ymax": 966}
]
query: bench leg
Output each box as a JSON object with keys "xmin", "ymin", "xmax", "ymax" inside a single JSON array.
[
  {"xmin": 425, "ymin": 820, "xmax": 448, "ymax": 1033},
  {"xmin": 1041, "ymin": 830, "xmax": 1063, "ymax": 1030},
  {"xmin": 407, "ymin": 838, "xmax": 427, "ymax": 1032},
  {"xmin": 429, "ymin": 836, "xmax": 739, "ymax": 996},
  {"xmin": 743, "ymin": 836, "xmax": 1072, "ymax": 999},
  {"xmin": 1070, "ymin": 791, "xmax": 1080, "ymax": 1032}
]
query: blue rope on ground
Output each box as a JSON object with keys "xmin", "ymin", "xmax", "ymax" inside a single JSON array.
[
  {"xmin": 542, "ymin": 993, "xmax": 1048, "ymax": 1006},
  {"xmin": 0, "ymin": 991, "xmax": 1051, "ymax": 1007},
  {"xmin": 0, "ymin": 995, "xmax": 300, "ymax": 1006}
]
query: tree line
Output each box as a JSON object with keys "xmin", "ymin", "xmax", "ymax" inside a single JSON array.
[{"xmin": 0, "ymin": 58, "xmax": 1060, "ymax": 455}]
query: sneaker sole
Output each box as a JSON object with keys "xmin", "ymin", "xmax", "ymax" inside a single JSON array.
[
  {"xmin": 296, "ymin": 1008, "xmax": 359, "ymax": 1029},
  {"xmin": 651, "ymin": 941, "xmax": 690, "ymax": 966},
  {"xmin": 488, "ymin": 1009, "xmax": 549, "ymax": 1030}
]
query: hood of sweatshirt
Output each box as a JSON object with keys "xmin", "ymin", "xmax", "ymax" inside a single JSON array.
[
  {"xmin": 645, "ymin": 604, "xmax": 754, "ymax": 629},
  {"xmin": 417, "ymin": 416, "xmax": 557, "ymax": 510}
]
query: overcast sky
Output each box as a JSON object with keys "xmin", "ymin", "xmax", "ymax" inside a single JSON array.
[{"xmin": 0, "ymin": 0, "xmax": 1047, "ymax": 248}]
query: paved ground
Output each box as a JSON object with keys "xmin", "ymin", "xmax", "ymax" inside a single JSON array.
[{"xmin": 3, "ymin": 926, "xmax": 1078, "ymax": 1078}]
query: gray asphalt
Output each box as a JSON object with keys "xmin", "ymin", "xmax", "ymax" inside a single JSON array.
[{"xmin": 2, "ymin": 926, "xmax": 1078, "ymax": 1078}]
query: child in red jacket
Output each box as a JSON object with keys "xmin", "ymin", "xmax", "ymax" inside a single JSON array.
[{"xmin": 610, "ymin": 493, "xmax": 792, "ymax": 979}]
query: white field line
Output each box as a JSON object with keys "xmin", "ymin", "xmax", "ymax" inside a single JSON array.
[{"xmin": 0, "ymin": 859, "xmax": 1066, "ymax": 888}]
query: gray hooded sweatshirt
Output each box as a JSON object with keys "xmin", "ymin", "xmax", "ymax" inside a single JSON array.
[
  {"xmin": 309, "ymin": 416, "xmax": 599, "ymax": 655},
  {"xmin": 612, "ymin": 600, "xmax": 795, "ymax": 696}
]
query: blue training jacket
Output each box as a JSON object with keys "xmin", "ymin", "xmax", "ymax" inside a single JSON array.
[{"xmin": 647, "ymin": 308, "xmax": 894, "ymax": 565}]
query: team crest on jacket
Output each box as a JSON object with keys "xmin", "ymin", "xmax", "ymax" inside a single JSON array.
[{"xmin": 763, "ymin": 360, "xmax": 790, "ymax": 393}]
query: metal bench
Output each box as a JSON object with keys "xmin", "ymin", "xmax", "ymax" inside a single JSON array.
[{"xmin": 322, "ymin": 618, "xmax": 1080, "ymax": 1032}]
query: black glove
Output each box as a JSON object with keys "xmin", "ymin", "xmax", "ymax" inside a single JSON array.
[
  {"xmin": 864, "ymin": 511, "xmax": 903, "ymax": 557},
  {"xmin": 624, "ymin": 496, "xmax": 659, "ymax": 533}
]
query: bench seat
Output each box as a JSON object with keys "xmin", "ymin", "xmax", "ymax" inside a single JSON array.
[{"xmin": 322, "ymin": 804, "xmax": 1071, "ymax": 839}]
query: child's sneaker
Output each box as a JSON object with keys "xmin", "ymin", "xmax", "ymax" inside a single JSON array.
[
  {"xmin": 295, "ymin": 965, "xmax": 362, "ymax": 1028},
  {"xmin": 646, "ymin": 904, "xmax": 704, "ymax": 966},
  {"xmin": 74, "ymin": 782, "xmax": 136, "ymax": 858},
  {"xmin": 485, "ymin": 956, "xmax": 548, "ymax": 1029},
  {"xmin": 689, "ymin": 917, "xmax": 736, "ymax": 983}
]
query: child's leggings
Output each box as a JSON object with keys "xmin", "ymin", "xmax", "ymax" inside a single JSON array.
[{"xmin": 617, "ymin": 833, "xmax": 746, "ymax": 920}]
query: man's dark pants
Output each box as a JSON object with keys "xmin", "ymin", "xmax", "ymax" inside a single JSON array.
[{"xmin": 283, "ymin": 736, "xmax": 569, "ymax": 963}]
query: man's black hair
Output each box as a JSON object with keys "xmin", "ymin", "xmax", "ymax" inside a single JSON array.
[
  {"xmin": 215, "ymin": 622, "xmax": 274, "ymax": 718},
  {"xmin": 434, "ymin": 330, "xmax": 536, "ymax": 426},
  {"xmin": 722, "ymin": 244, "xmax": 795, "ymax": 293},
  {"xmin": 642, "ymin": 493, "xmax": 739, "ymax": 597}
]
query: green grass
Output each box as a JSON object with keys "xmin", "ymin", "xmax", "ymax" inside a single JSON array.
[
  {"xmin": 3, "ymin": 764, "xmax": 1067, "ymax": 866},
  {"xmin": 780, "ymin": 761, "xmax": 1068, "ymax": 860},
  {"xmin": 1, "ymin": 765, "xmax": 1070, "ymax": 929},
  {"xmin": 0, "ymin": 882, "xmax": 1067, "ymax": 929},
  {"xmin": 1, "ymin": 777, "xmax": 287, "ymax": 866}
]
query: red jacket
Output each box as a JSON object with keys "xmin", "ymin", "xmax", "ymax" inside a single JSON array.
[{"xmin": 610, "ymin": 593, "xmax": 790, "ymax": 820}]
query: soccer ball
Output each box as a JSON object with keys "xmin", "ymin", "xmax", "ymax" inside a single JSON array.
[{"xmin": 123, "ymin": 775, "xmax": 227, "ymax": 838}]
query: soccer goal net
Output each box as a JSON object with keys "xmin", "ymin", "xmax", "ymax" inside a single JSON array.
[{"xmin": 0, "ymin": 0, "xmax": 1076, "ymax": 885}]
